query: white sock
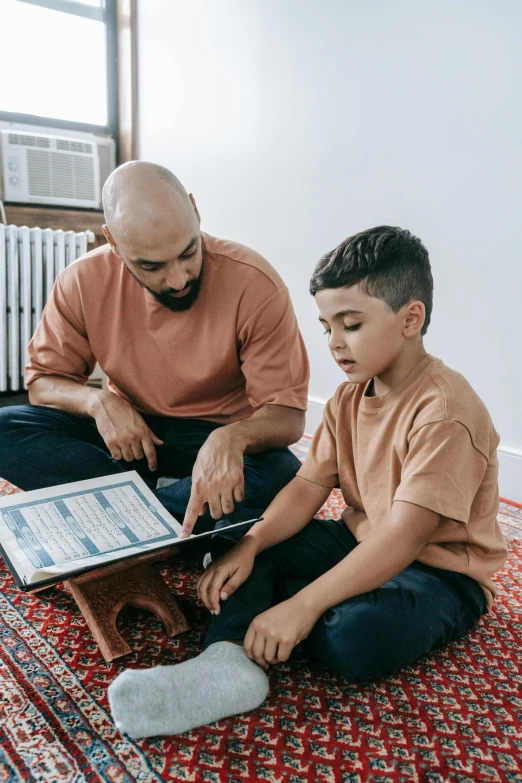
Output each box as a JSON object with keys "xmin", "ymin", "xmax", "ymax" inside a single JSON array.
[{"xmin": 108, "ymin": 641, "xmax": 269, "ymax": 738}]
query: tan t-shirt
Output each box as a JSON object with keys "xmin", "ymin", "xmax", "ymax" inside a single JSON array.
[
  {"xmin": 25, "ymin": 234, "xmax": 309, "ymax": 424},
  {"xmin": 297, "ymin": 355, "xmax": 507, "ymax": 608}
]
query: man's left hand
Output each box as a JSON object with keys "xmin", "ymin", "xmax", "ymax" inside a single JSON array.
[
  {"xmin": 180, "ymin": 429, "xmax": 245, "ymax": 537},
  {"xmin": 243, "ymin": 597, "xmax": 318, "ymax": 669}
]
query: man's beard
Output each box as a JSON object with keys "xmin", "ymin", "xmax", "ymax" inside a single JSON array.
[
  {"xmin": 128, "ymin": 267, "xmax": 202, "ymax": 311},
  {"xmin": 151, "ymin": 274, "xmax": 202, "ymax": 311}
]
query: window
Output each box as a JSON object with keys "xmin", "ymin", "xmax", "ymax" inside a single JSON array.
[{"xmin": 0, "ymin": 0, "xmax": 117, "ymax": 134}]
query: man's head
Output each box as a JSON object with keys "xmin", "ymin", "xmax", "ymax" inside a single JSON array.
[
  {"xmin": 310, "ymin": 226, "xmax": 433, "ymax": 384},
  {"xmin": 102, "ymin": 161, "xmax": 203, "ymax": 311}
]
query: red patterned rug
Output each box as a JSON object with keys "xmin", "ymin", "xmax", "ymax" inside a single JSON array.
[{"xmin": 1, "ymin": 438, "xmax": 521, "ymax": 783}]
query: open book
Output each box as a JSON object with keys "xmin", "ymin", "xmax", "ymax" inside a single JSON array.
[{"xmin": 0, "ymin": 471, "xmax": 260, "ymax": 591}]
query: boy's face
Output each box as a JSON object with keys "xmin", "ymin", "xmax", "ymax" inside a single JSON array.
[{"xmin": 315, "ymin": 284, "xmax": 419, "ymax": 384}]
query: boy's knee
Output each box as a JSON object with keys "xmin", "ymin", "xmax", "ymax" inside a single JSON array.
[{"xmin": 309, "ymin": 602, "xmax": 402, "ymax": 682}]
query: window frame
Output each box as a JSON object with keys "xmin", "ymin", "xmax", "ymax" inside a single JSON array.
[{"xmin": 0, "ymin": 0, "xmax": 119, "ymax": 140}]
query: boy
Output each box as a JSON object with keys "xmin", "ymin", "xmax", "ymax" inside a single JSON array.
[{"xmin": 108, "ymin": 226, "xmax": 508, "ymax": 739}]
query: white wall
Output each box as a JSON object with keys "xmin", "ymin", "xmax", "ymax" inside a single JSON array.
[{"xmin": 137, "ymin": 0, "xmax": 522, "ymax": 501}]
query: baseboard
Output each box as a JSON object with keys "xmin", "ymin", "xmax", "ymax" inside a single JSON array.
[
  {"xmin": 305, "ymin": 397, "xmax": 522, "ymax": 505},
  {"xmin": 498, "ymin": 448, "xmax": 522, "ymax": 505},
  {"xmin": 305, "ymin": 397, "xmax": 328, "ymax": 435}
]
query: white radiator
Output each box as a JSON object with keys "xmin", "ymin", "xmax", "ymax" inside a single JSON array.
[{"xmin": 0, "ymin": 225, "xmax": 93, "ymax": 392}]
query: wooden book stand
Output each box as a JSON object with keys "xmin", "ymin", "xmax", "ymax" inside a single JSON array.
[
  {"xmin": 64, "ymin": 547, "xmax": 190, "ymax": 662},
  {"xmin": 0, "ymin": 481, "xmax": 190, "ymax": 662}
]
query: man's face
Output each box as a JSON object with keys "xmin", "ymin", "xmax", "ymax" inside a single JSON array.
[
  {"xmin": 105, "ymin": 197, "xmax": 204, "ymax": 312},
  {"xmin": 315, "ymin": 284, "xmax": 410, "ymax": 385}
]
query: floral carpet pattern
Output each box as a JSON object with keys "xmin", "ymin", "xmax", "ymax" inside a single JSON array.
[{"xmin": 0, "ymin": 438, "xmax": 521, "ymax": 783}]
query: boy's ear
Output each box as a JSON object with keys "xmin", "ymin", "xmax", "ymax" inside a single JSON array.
[{"xmin": 403, "ymin": 300, "xmax": 425, "ymax": 337}]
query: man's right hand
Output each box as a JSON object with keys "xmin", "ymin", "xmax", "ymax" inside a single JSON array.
[
  {"xmin": 91, "ymin": 392, "xmax": 163, "ymax": 472},
  {"xmin": 197, "ymin": 536, "xmax": 257, "ymax": 614}
]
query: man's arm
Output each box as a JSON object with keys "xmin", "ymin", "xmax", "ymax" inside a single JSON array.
[
  {"xmin": 180, "ymin": 278, "xmax": 309, "ymax": 535},
  {"xmin": 29, "ymin": 376, "xmax": 163, "ymax": 471},
  {"xmin": 181, "ymin": 404, "xmax": 305, "ymax": 535},
  {"xmin": 215, "ymin": 403, "xmax": 305, "ymax": 455},
  {"xmin": 29, "ymin": 375, "xmax": 104, "ymax": 417}
]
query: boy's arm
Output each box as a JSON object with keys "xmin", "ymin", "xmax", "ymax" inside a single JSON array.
[
  {"xmin": 197, "ymin": 475, "xmax": 331, "ymax": 612},
  {"xmin": 294, "ymin": 500, "xmax": 440, "ymax": 616},
  {"xmin": 245, "ymin": 475, "xmax": 332, "ymax": 551},
  {"xmin": 243, "ymin": 501, "xmax": 440, "ymax": 668}
]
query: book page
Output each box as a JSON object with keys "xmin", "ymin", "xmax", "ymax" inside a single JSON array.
[{"xmin": 0, "ymin": 472, "xmax": 182, "ymax": 585}]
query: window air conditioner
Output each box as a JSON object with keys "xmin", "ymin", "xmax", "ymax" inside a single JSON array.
[{"xmin": 0, "ymin": 130, "xmax": 101, "ymax": 209}]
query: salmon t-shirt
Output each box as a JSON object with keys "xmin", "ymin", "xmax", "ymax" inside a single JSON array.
[
  {"xmin": 297, "ymin": 355, "xmax": 507, "ymax": 608},
  {"xmin": 25, "ymin": 234, "xmax": 310, "ymax": 424}
]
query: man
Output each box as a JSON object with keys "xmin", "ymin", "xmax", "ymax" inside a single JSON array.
[{"xmin": 0, "ymin": 162, "xmax": 309, "ymax": 535}]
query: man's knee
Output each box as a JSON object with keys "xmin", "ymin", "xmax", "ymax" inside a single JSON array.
[
  {"xmin": 0, "ymin": 405, "xmax": 30, "ymax": 436},
  {"xmin": 210, "ymin": 509, "xmax": 265, "ymax": 557},
  {"xmin": 274, "ymin": 447, "xmax": 302, "ymax": 478},
  {"xmin": 243, "ymin": 448, "xmax": 301, "ymax": 500},
  {"xmin": 0, "ymin": 404, "xmax": 101, "ymax": 455}
]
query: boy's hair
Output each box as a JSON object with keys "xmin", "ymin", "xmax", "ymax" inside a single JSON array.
[{"xmin": 310, "ymin": 226, "xmax": 433, "ymax": 335}]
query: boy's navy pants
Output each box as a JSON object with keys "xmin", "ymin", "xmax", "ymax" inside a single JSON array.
[{"xmin": 206, "ymin": 516, "xmax": 486, "ymax": 682}]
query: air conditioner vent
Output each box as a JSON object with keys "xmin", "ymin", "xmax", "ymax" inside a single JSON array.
[
  {"xmin": 56, "ymin": 139, "xmax": 93, "ymax": 154},
  {"xmin": 26, "ymin": 150, "xmax": 52, "ymax": 196},
  {"xmin": 27, "ymin": 149, "xmax": 95, "ymax": 201},
  {"xmin": 8, "ymin": 133, "xmax": 50, "ymax": 148}
]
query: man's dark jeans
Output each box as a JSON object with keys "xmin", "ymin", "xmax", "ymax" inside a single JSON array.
[{"xmin": 0, "ymin": 405, "xmax": 301, "ymax": 533}]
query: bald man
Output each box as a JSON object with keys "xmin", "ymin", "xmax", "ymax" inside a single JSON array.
[{"xmin": 0, "ymin": 162, "xmax": 309, "ymax": 536}]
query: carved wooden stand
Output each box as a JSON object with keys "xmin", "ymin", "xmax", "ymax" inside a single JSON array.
[{"xmin": 64, "ymin": 547, "xmax": 190, "ymax": 662}]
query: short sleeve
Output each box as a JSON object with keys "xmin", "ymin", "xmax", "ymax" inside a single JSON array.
[
  {"xmin": 297, "ymin": 394, "xmax": 339, "ymax": 488},
  {"xmin": 394, "ymin": 420, "xmax": 489, "ymax": 523},
  {"xmin": 237, "ymin": 287, "xmax": 309, "ymax": 411},
  {"xmin": 25, "ymin": 274, "xmax": 96, "ymax": 386}
]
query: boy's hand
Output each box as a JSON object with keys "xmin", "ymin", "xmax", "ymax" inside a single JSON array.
[
  {"xmin": 244, "ymin": 596, "xmax": 319, "ymax": 670},
  {"xmin": 197, "ymin": 537, "xmax": 257, "ymax": 614}
]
